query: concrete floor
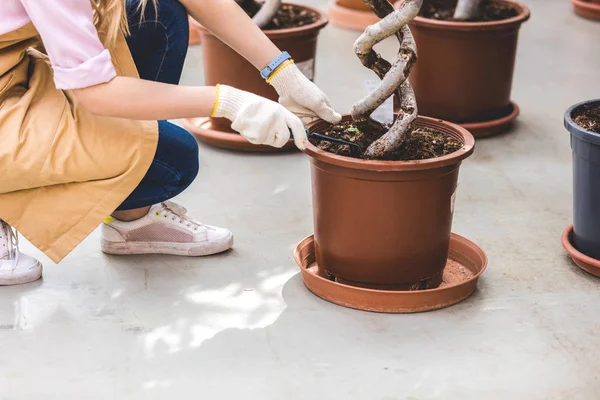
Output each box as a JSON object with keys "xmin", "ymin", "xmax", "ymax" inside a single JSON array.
[{"xmin": 2, "ymin": 0, "xmax": 600, "ymax": 398}]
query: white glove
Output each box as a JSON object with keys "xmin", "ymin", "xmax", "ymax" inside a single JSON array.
[
  {"xmin": 268, "ymin": 62, "xmax": 342, "ymax": 125},
  {"xmin": 212, "ymin": 85, "xmax": 308, "ymax": 150}
]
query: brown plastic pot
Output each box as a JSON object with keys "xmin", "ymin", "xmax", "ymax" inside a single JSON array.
[
  {"xmin": 572, "ymin": 0, "xmax": 600, "ymax": 19},
  {"xmin": 197, "ymin": 3, "xmax": 327, "ymax": 135},
  {"xmin": 305, "ymin": 115, "xmax": 475, "ymax": 290},
  {"xmin": 408, "ymin": 0, "xmax": 530, "ymax": 129},
  {"xmin": 328, "ymin": 0, "xmax": 379, "ymax": 31}
]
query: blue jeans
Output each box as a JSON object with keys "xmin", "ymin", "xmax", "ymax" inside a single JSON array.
[{"xmin": 117, "ymin": 0, "xmax": 198, "ymax": 211}]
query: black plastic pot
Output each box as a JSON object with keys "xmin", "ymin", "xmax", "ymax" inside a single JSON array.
[{"xmin": 565, "ymin": 99, "xmax": 600, "ymax": 260}]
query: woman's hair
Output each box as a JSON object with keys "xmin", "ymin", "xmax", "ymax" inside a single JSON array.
[{"xmin": 91, "ymin": 0, "xmax": 157, "ymax": 45}]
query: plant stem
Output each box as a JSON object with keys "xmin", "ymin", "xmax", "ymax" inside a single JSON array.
[
  {"xmin": 453, "ymin": 0, "xmax": 482, "ymax": 20},
  {"xmin": 353, "ymin": 0, "xmax": 422, "ymax": 158}
]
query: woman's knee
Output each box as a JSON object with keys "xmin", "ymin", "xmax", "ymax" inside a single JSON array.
[
  {"xmin": 157, "ymin": 121, "xmax": 199, "ymax": 189},
  {"xmin": 178, "ymin": 131, "xmax": 200, "ymax": 188}
]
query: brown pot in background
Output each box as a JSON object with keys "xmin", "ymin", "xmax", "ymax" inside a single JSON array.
[
  {"xmin": 571, "ymin": 0, "xmax": 600, "ymax": 20},
  {"xmin": 199, "ymin": 4, "xmax": 328, "ymax": 134},
  {"xmin": 305, "ymin": 115, "xmax": 475, "ymax": 290},
  {"xmin": 328, "ymin": 0, "xmax": 379, "ymax": 31},
  {"xmin": 337, "ymin": 0, "xmax": 371, "ymax": 12},
  {"xmin": 409, "ymin": 0, "xmax": 530, "ymax": 127},
  {"xmin": 188, "ymin": 16, "xmax": 202, "ymax": 45}
]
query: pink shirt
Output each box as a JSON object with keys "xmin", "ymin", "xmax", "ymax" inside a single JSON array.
[{"xmin": 0, "ymin": 0, "xmax": 117, "ymax": 90}]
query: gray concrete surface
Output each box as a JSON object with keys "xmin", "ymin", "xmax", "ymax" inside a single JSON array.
[{"xmin": 2, "ymin": 0, "xmax": 600, "ymax": 398}]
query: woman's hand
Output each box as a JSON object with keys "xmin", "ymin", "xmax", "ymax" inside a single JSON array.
[
  {"xmin": 268, "ymin": 63, "xmax": 342, "ymax": 125},
  {"xmin": 212, "ymin": 85, "xmax": 308, "ymax": 150},
  {"xmin": 181, "ymin": 1, "xmax": 341, "ymax": 125}
]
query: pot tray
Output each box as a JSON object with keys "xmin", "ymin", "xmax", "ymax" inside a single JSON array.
[
  {"xmin": 562, "ymin": 224, "xmax": 600, "ymax": 278},
  {"xmin": 294, "ymin": 233, "xmax": 487, "ymax": 313},
  {"xmin": 181, "ymin": 117, "xmax": 296, "ymax": 153},
  {"xmin": 460, "ymin": 101, "xmax": 520, "ymax": 139}
]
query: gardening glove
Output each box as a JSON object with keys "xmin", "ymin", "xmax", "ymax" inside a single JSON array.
[
  {"xmin": 268, "ymin": 62, "xmax": 342, "ymax": 125},
  {"xmin": 212, "ymin": 84, "xmax": 308, "ymax": 150}
]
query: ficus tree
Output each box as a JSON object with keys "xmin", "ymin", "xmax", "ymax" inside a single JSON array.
[{"xmin": 351, "ymin": 0, "xmax": 481, "ymax": 159}]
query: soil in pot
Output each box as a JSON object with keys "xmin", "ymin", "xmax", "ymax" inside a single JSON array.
[
  {"xmin": 572, "ymin": 104, "xmax": 600, "ymax": 134},
  {"xmin": 244, "ymin": 3, "xmax": 318, "ymax": 28},
  {"xmin": 419, "ymin": 0, "xmax": 518, "ymax": 21},
  {"xmin": 311, "ymin": 120, "xmax": 462, "ymax": 160}
]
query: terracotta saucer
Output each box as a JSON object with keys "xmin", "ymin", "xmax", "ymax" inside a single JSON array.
[
  {"xmin": 181, "ymin": 117, "xmax": 296, "ymax": 153},
  {"xmin": 561, "ymin": 224, "xmax": 600, "ymax": 277},
  {"xmin": 571, "ymin": 0, "xmax": 600, "ymax": 20},
  {"xmin": 459, "ymin": 101, "xmax": 520, "ymax": 139},
  {"xmin": 294, "ymin": 233, "xmax": 487, "ymax": 313},
  {"xmin": 328, "ymin": 1, "xmax": 380, "ymax": 31},
  {"xmin": 188, "ymin": 16, "xmax": 202, "ymax": 45}
]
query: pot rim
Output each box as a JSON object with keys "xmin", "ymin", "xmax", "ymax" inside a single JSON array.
[
  {"xmin": 571, "ymin": 0, "xmax": 600, "ymax": 9},
  {"xmin": 564, "ymin": 99, "xmax": 600, "ymax": 147},
  {"xmin": 410, "ymin": 0, "xmax": 530, "ymax": 32},
  {"xmin": 304, "ymin": 115, "xmax": 475, "ymax": 172},
  {"xmin": 198, "ymin": 3, "xmax": 329, "ymax": 38}
]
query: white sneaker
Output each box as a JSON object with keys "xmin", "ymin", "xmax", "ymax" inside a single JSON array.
[
  {"xmin": 0, "ymin": 220, "xmax": 43, "ymax": 286},
  {"xmin": 101, "ymin": 201, "xmax": 233, "ymax": 256}
]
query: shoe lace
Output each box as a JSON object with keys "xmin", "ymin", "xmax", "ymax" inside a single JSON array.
[
  {"xmin": 161, "ymin": 201, "xmax": 206, "ymax": 231},
  {"xmin": 0, "ymin": 220, "xmax": 19, "ymax": 270}
]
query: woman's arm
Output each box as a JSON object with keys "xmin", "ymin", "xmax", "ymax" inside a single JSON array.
[
  {"xmin": 180, "ymin": 0, "xmax": 281, "ymax": 70},
  {"xmin": 73, "ymin": 77, "xmax": 217, "ymax": 120},
  {"xmin": 19, "ymin": 0, "xmax": 308, "ymax": 148},
  {"xmin": 181, "ymin": 0, "xmax": 341, "ymax": 125}
]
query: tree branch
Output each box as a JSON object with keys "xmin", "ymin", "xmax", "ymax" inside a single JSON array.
[
  {"xmin": 453, "ymin": 0, "xmax": 482, "ymax": 20},
  {"xmin": 352, "ymin": 0, "xmax": 422, "ymax": 158}
]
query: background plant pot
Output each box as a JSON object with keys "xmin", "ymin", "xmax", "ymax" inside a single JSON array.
[
  {"xmin": 564, "ymin": 100, "xmax": 600, "ymax": 260},
  {"xmin": 571, "ymin": 0, "xmax": 600, "ymax": 20},
  {"xmin": 188, "ymin": 16, "xmax": 202, "ymax": 45},
  {"xmin": 328, "ymin": 0, "xmax": 379, "ymax": 31},
  {"xmin": 199, "ymin": 3, "xmax": 328, "ymax": 134},
  {"xmin": 408, "ymin": 0, "xmax": 530, "ymax": 126},
  {"xmin": 305, "ymin": 115, "xmax": 475, "ymax": 290}
]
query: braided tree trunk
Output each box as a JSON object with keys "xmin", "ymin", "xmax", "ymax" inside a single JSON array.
[
  {"xmin": 235, "ymin": 0, "xmax": 281, "ymax": 28},
  {"xmin": 352, "ymin": 0, "xmax": 422, "ymax": 159},
  {"xmin": 453, "ymin": 0, "xmax": 483, "ymax": 20}
]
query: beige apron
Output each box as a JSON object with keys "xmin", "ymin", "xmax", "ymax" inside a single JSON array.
[{"xmin": 0, "ymin": 23, "xmax": 158, "ymax": 263}]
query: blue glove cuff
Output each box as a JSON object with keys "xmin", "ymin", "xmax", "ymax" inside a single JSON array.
[{"xmin": 260, "ymin": 51, "xmax": 292, "ymax": 79}]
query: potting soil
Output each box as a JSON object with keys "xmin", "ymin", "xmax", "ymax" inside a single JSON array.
[
  {"xmin": 311, "ymin": 119, "xmax": 462, "ymax": 161},
  {"xmin": 419, "ymin": 0, "xmax": 519, "ymax": 21},
  {"xmin": 573, "ymin": 104, "xmax": 600, "ymax": 134},
  {"xmin": 245, "ymin": 3, "xmax": 318, "ymax": 29},
  {"xmin": 439, "ymin": 259, "xmax": 475, "ymax": 288}
]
